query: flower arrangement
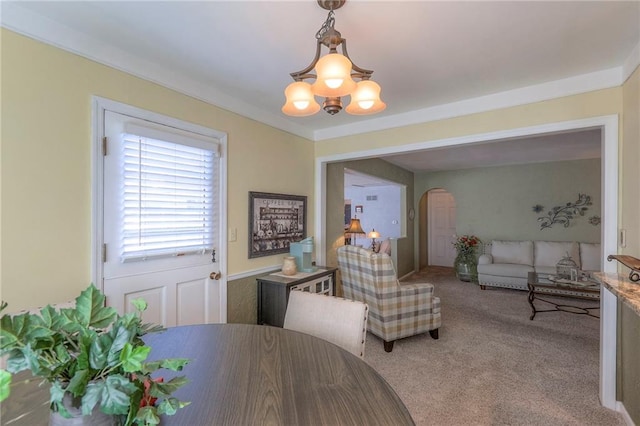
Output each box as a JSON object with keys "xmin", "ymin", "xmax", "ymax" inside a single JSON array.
[{"xmin": 453, "ymin": 235, "xmax": 481, "ymax": 259}]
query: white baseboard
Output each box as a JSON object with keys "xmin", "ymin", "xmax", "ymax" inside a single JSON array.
[
  {"xmin": 398, "ymin": 270, "xmax": 417, "ymax": 282},
  {"xmin": 618, "ymin": 401, "xmax": 636, "ymax": 426}
]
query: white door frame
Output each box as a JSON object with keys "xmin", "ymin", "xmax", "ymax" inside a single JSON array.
[
  {"xmin": 90, "ymin": 96, "xmax": 228, "ymax": 323},
  {"xmin": 315, "ymin": 114, "xmax": 619, "ymax": 411}
]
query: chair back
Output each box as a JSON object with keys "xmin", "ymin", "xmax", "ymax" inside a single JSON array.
[
  {"xmin": 283, "ymin": 291, "xmax": 368, "ymax": 358},
  {"xmin": 337, "ymin": 245, "xmax": 400, "ymax": 312}
]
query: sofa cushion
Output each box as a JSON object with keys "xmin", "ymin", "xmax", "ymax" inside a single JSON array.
[
  {"xmin": 580, "ymin": 243, "xmax": 601, "ymax": 271},
  {"xmin": 534, "ymin": 241, "xmax": 580, "ymax": 269},
  {"xmin": 477, "ymin": 263, "xmax": 534, "ymax": 279},
  {"xmin": 491, "ymin": 240, "xmax": 533, "ymax": 265}
]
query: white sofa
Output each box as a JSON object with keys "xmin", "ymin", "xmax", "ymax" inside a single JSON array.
[{"xmin": 477, "ymin": 240, "xmax": 601, "ymax": 297}]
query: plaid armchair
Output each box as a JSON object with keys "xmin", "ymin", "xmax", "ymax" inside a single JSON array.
[{"xmin": 337, "ymin": 245, "xmax": 441, "ymax": 352}]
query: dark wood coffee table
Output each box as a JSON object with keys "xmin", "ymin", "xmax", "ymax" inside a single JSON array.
[{"xmin": 527, "ymin": 272, "xmax": 600, "ymax": 320}]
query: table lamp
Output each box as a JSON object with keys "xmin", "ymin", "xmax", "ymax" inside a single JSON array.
[
  {"xmin": 368, "ymin": 229, "xmax": 380, "ymax": 251},
  {"xmin": 346, "ymin": 217, "xmax": 366, "ymax": 246}
]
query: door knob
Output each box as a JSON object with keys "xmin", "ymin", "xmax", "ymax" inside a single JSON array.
[{"xmin": 210, "ymin": 271, "xmax": 222, "ymax": 280}]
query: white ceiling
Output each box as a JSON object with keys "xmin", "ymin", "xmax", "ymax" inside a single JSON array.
[{"xmin": 2, "ymin": 1, "xmax": 637, "ymax": 173}]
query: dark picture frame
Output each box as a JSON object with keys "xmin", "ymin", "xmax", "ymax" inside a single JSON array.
[{"xmin": 248, "ymin": 191, "xmax": 307, "ymax": 258}]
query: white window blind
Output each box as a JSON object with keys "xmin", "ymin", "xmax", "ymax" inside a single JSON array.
[{"xmin": 120, "ymin": 128, "xmax": 218, "ymax": 262}]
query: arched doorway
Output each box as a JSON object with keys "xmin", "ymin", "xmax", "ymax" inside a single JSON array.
[{"xmin": 420, "ymin": 188, "xmax": 456, "ymax": 269}]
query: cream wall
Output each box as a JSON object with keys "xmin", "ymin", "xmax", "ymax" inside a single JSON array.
[{"xmin": 0, "ymin": 29, "xmax": 314, "ymax": 311}]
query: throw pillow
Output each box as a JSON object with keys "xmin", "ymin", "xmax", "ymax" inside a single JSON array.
[
  {"xmin": 378, "ymin": 239, "xmax": 392, "ymax": 256},
  {"xmin": 491, "ymin": 240, "xmax": 533, "ymax": 265}
]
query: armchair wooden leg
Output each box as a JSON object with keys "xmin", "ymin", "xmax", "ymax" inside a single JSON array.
[
  {"xmin": 429, "ymin": 329, "xmax": 439, "ymax": 340},
  {"xmin": 383, "ymin": 340, "xmax": 394, "ymax": 352}
]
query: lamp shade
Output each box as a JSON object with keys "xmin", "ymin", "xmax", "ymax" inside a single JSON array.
[
  {"xmin": 282, "ymin": 81, "xmax": 321, "ymax": 116},
  {"xmin": 311, "ymin": 53, "xmax": 357, "ymax": 98},
  {"xmin": 346, "ymin": 218, "xmax": 365, "ymax": 235},
  {"xmin": 345, "ymin": 80, "xmax": 386, "ymax": 115},
  {"xmin": 368, "ymin": 229, "xmax": 380, "ymax": 239}
]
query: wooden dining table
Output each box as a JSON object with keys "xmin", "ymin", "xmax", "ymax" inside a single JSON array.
[{"xmin": 1, "ymin": 323, "xmax": 414, "ymax": 425}]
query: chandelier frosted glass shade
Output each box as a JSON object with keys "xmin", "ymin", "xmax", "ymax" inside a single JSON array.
[
  {"xmin": 345, "ymin": 80, "xmax": 386, "ymax": 115},
  {"xmin": 281, "ymin": 81, "xmax": 321, "ymax": 116},
  {"xmin": 311, "ymin": 53, "xmax": 357, "ymax": 98}
]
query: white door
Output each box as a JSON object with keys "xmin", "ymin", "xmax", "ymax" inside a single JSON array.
[
  {"xmin": 428, "ymin": 189, "xmax": 457, "ymax": 267},
  {"xmin": 102, "ymin": 110, "xmax": 225, "ymax": 327}
]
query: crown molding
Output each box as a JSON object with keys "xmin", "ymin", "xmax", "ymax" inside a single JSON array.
[
  {"xmin": 313, "ymin": 67, "xmax": 623, "ymax": 141},
  {"xmin": 1, "ymin": 2, "xmax": 634, "ymax": 143},
  {"xmin": 622, "ymin": 39, "xmax": 640, "ymax": 83}
]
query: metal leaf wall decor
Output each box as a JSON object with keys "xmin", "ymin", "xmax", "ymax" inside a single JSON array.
[{"xmin": 538, "ymin": 193, "xmax": 592, "ymax": 230}]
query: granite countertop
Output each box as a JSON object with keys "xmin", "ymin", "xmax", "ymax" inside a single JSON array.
[{"xmin": 596, "ymin": 272, "xmax": 640, "ymax": 316}]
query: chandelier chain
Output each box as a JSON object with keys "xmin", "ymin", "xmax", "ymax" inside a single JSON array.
[{"xmin": 315, "ymin": 10, "xmax": 336, "ymax": 41}]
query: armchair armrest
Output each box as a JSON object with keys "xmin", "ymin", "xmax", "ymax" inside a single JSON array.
[
  {"xmin": 398, "ymin": 282, "xmax": 434, "ymax": 297},
  {"xmin": 478, "ymin": 254, "xmax": 493, "ymax": 265}
]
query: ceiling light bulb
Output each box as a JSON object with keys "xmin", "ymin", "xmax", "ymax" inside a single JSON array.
[
  {"xmin": 294, "ymin": 101, "xmax": 310, "ymax": 110},
  {"xmin": 325, "ymin": 79, "xmax": 344, "ymax": 89},
  {"xmin": 358, "ymin": 100, "xmax": 374, "ymax": 110},
  {"xmin": 311, "ymin": 53, "xmax": 357, "ymax": 97}
]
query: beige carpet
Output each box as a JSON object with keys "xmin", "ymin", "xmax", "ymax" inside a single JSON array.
[{"xmin": 363, "ymin": 266, "xmax": 624, "ymax": 426}]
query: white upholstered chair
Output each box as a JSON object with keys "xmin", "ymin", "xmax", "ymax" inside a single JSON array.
[{"xmin": 283, "ymin": 290, "xmax": 369, "ymax": 358}]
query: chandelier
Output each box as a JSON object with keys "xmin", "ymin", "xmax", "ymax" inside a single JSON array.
[{"xmin": 282, "ymin": 0, "xmax": 386, "ymax": 117}]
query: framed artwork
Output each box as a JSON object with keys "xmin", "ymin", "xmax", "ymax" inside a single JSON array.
[
  {"xmin": 248, "ymin": 191, "xmax": 307, "ymax": 258},
  {"xmin": 355, "ymin": 205, "xmax": 363, "ymax": 213}
]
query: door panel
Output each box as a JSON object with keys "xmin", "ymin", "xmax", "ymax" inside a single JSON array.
[
  {"xmin": 102, "ymin": 110, "xmax": 223, "ymax": 327},
  {"xmin": 428, "ymin": 190, "xmax": 457, "ymax": 267},
  {"xmin": 177, "ymin": 277, "xmax": 219, "ymax": 326},
  {"xmin": 123, "ymin": 285, "xmax": 166, "ymax": 326}
]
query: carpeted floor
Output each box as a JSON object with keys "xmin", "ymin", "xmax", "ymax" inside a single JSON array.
[{"xmin": 363, "ymin": 266, "xmax": 624, "ymax": 426}]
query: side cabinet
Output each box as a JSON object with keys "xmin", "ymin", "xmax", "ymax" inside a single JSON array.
[{"xmin": 256, "ymin": 267, "xmax": 337, "ymax": 327}]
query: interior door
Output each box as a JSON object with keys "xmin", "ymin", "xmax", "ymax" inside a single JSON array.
[
  {"xmin": 102, "ymin": 111, "xmax": 224, "ymax": 327},
  {"xmin": 428, "ymin": 189, "xmax": 457, "ymax": 267}
]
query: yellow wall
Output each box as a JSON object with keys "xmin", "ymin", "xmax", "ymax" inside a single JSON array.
[
  {"xmin": 315, "ymin": 88, "xmax": 622, "ymax": 158},
  {"xmin": 0, "ymin": 29, "xmax": 314, "ymax": 311},
  {"xmin": 618, "ymin": 65, "xmax": 640, "ymax": 424},
  {"xmin": 621, "ymin": 66, "xmax": 640, "ymax": 256}
]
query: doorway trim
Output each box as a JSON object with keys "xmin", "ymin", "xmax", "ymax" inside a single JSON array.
[
  {"xmin": 90, "ymin": 96, "xmax": 229, "ymax": 323},
  {"xmin": 315, "ymin": 114, "xmax": 619, "ymax": 410}
]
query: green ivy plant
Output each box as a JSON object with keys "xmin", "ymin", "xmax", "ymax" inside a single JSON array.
[{"xmin": 0, "ymin": 284, "xmax": 190, "ymax": 425}]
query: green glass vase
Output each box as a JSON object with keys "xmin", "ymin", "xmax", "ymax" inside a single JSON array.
[{"xmin": 454, "ymin": 253, "xmax": 478, "ymax": 282}]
